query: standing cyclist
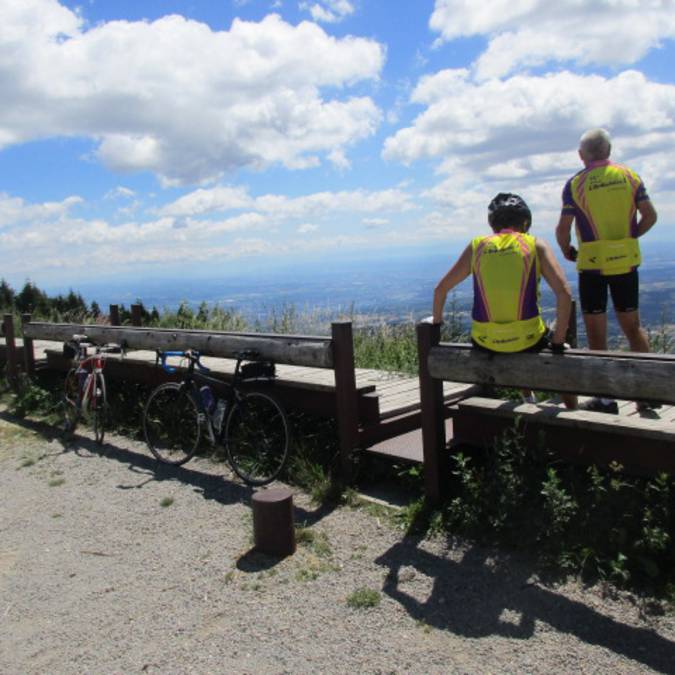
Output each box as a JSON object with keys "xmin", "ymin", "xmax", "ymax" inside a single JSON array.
[{"xmin": 556, "ymin": 128, "xmax": 658, "ymax": 413}]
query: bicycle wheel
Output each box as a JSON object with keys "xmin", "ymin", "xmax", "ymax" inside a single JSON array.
[
  {"xmin": 143, "ymin": 382, "xmax": 200, "ymax": 465},
  {"xmin": 225, "ymin": 390, "xmax": 290, "ymax": 486},
  {"xmin": 63, "ymin": 368, "xmax": 80, "ymax": 435},
  {"xmin": 88, "ymin": 372, "xmax": 107, "ymax": 445}
]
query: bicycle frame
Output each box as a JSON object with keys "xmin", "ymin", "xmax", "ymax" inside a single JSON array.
[
  {"xmin": 156, "ymin": 350, "xmax": 270, "ymax": 443},
  {"xmin": 78, "ymin": 353, "xmax": 105, "ymax": 413},
  {"xmin": 64, "ymin": 341, "xmax": 107, "ymax": 413},
  {"xmin": 146, "ymin": 349, "xmax": 289, "ymax": 483}
]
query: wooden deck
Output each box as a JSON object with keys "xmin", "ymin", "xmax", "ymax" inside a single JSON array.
[{"xmin": 12, "ymin": 339, "xmax": 477, "ymax": 459}]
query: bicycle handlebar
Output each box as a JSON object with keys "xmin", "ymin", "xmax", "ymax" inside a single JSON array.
[
  {"xmin": 156, "ymin": 349, "xmax": 211, "ymax": 374},
  {"xmin": 155, "ymin": 349, "xmax": 265, "ymax": 375}
]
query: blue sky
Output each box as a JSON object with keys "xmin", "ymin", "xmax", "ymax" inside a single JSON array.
[{"xmin": 1, "ymin": 0, "xmax": 674, "ymax": 289}]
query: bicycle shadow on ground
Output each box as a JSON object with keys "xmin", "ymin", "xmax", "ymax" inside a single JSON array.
[
  {"xmin": 375, "ymin": 536, "xmax": 675, "ymax": 673},
  {"xmin": 0, "ymin": 410, "xmax": 339, "ymax": 525}
]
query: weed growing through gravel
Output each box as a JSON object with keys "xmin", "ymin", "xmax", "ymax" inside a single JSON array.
[
  {"xmin": 347, "ymin": 587, "xmax": 381, "ymax": 609},
  {"xmin": 295, "ymin": 526, "xmax": 332, "ymax": 558},
  {"xmin": 160, "ymin": 497, "xmax": 174, "ymax": 507},
  {"xmin": 48, "ymin": 476, "xmax": 65, "ymax": 487},
  {"xmin": 295, "ymin": 526, "xmax": 339, "ymax": 581}
]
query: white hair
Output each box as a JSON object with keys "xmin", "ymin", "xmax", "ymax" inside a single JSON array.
[{"xmin": 579, "ymin": 128, "xmax": 612, "ymax": 161}]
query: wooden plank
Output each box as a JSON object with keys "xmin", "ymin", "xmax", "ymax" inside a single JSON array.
[
  {"xmin": 356, "ymin": 372, "xmax": 411, "ymax": 390},
  {"xmin": 24, "ymin": 322, "xmax": 334, "ymax": 368},
  {"xmin": 457, "ymin": 397, "xmax": 675, "ymax": 439},
  {"xmin": 376, "ymin": 380, "xmax": 421, "ymax": 399},
  {"xmin": 379, "ymin": 383, "xmax": 479, "ymax": 418},
  {"xmin": 453, "ymin": 397, "xmax": 675, "ymax": 475},
  {"xmin": 365, "ymin": 419, "xmax": 456, "ymax": 464},
  {"xmin": 429, "ymin": 344, "xmax": 675, "ymax": 404}
]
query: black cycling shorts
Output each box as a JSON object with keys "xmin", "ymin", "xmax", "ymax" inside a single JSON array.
[{"xmin": 579, "ymin": 270, "xmax": 639, "ymax": 314}]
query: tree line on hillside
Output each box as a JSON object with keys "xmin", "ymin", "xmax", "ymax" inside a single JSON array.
[{"xmin": 0, "ymin": 279, "xmax": 161, "ymax": 325}]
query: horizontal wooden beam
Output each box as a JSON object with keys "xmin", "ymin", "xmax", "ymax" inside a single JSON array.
[
  {"xmin": 428, "ymin": 343, "xmax": 675, "ymax": 404},
  {"xmin": 24, "ymin": 322, "xmax": 334, "ymax": 369}
]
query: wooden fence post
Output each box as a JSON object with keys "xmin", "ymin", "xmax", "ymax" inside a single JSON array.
[
  {"xmin": 21, "ymin": 313, "xmax": 35, "ymax": 377},
  {"xmin": 332, "ymin": 321, "xmax": 359, "ymax": 483},
  {"xmin": 131, "ymin": 303, "xmax": 142, "ymax": 327},
  {"xmin": 417, "ymin": 321, "xmax": 447, "ymax": 504},
  {"xmin": 109, "ymin": 304, "xmax": 120, "ymax": 327},
  {"xmin": 3, "ymin": 314, "xmax": 19, "ymax": 390},
  {"xmin": 566, "ymin": 299, "xmax": 577, "ymax": 348}
]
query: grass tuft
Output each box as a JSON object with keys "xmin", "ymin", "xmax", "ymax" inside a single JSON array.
[{"xmin": 346, "ymin": 587, "xmax": 381, "ymax": 609}]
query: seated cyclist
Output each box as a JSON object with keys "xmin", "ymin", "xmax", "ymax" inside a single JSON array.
[{"xmin": 432, "ymin": 192, "xmax": 577, "ymax": 409}]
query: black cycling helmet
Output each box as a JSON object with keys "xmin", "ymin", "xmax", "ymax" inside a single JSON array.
[{"xmin": 488, "ymin": 193, "xmax": 532, "ymax": 232}]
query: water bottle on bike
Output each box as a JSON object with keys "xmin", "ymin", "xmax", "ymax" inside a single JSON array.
[
  {"xmin": 199, "ymin": 385, "xmax": 216, "ymax": 414},
  {"xmin": 212, "ymin": 399, "xmax": 227, "ymax": 433}
]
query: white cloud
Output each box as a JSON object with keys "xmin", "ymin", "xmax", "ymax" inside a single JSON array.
[
  {"xmin": 384, "ymin": 69, "xmax": 675, "ymax": 171},
  {"xmin": 327, "ymin": 147, "xmax": 351, "ymax": 170},
  {"xmin": 158, "ymin": 186, "xmax": 253, "ymax": 217},
  {"xmin": 429, "ymin": 0, "xmax": 675, "ymax": 80},
  {"xmin": 297, "ymin": 223, "xmax": 319, "ymax": 233},
  {"xmin": 0, "ymin": 183, "xmax": 421, "ymax": 278},
  {"xmin": 299, "ymin": 0, "xmax": 355, "ymax": 24},
  {"xmin": 160, "ymin": 185, "xmax": 415, "ymax": 218},
  {"xmin": 0, "ymin": 3, "xmax": 384, "ymax": 185},
  {"xmin": 362, "ymin": 217, "xmax": 388, "ymax": 228},
  {"xmin": 0, "ymin": 193, "xmax": 82, "ymax": 228},
  {"xmin": 104, "ymin": 186, "xmax": 136, "ymax": 200}
]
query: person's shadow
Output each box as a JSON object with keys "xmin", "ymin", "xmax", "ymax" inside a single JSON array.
[{"xmin": 376, "ymin": 536, "xmax": 675, "ymax": 672}]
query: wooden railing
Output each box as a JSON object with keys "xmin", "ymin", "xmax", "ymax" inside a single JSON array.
[
  {"xmin": 417, "ymin": 322, "xmax": 675, "ymax": 502},
  {"xmin": 3, "ymin": 311, "xmax": 361, "ymax": 482}
]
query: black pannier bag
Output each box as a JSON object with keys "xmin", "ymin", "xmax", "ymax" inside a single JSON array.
[
  {"xmin": 62, "ymin": 341, "xmax": 78, "ymax": 359},
  {"xmin": 240, "ymin": 361, "xmax": 276, "ymax": 380}
]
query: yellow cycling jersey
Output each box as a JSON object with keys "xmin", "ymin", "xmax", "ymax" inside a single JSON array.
[
  {"xmin": 470, "ymin": 231, "xmax": 546, "ymax": 353},
  {"xmin": 562, "ymin": 161, "xmax": 646, "ymax": 275}
]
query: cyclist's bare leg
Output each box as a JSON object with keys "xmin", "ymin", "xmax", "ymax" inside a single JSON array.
[
  {"xmin": 583, "ymin": 312, "xmax": 607, "ymax": 351},
  {"xmin": 615, "ymin": 310, "xmax": 649, "ymax": 353}
]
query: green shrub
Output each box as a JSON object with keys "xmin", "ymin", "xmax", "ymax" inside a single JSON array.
[{"xmin": 442, "ymin": 426, "xmax": 675, "ymax": 594}]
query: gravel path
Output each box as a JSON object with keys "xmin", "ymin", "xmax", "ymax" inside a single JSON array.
[{"xmin": 1, "ymin": 409, "xmax": 674, "ymax": 674}]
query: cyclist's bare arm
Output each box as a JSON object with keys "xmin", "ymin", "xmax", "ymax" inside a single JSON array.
[
  {"xmin": 432, "ymin": 244, "xmax": 472, "ymax": 324},
  {"xmin": 637, "ymin": 199, "xmax": 657, "ymax": 237},
  {"xmin": 555, "ymin": 214, "xmax": 575, "ymax": 261}
]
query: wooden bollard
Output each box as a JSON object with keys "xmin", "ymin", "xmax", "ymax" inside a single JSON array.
[{"xmin": 252, "ymin": 487, "xmax": 295, "ymax": 557}]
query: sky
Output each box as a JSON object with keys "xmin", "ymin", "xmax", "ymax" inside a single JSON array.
[{"xmin": 1, "ymin": 0, "xmax": 675, "ymax": 290}]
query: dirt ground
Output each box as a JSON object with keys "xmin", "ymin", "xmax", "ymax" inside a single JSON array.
[{"xmin": 1, "ymin": 409, "xmax": 674, "ymax": 674}]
